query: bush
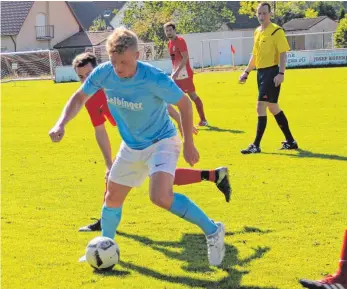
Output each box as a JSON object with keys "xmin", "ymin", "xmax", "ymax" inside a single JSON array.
[{"xmin": 334, "ymin": 17, "xmax": 347, "ymax": 48}]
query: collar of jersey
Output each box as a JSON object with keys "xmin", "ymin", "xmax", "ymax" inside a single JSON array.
[{"xmin": 116, "ymin": 62, "xmax": 141, "ymax": 82}]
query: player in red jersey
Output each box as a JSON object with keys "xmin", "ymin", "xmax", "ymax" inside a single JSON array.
[
  {"xmin": 300, "ymin": 229, "xmax": 347, "ymax": 289},
  {"xmin": 72, "ymin": 53, "xmax": 231, "ymax": 231},
  {"xmin": 164, "ymin": 22, "xmax": 208, "ymax": 127}
]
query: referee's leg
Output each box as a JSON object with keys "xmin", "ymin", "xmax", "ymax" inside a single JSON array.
[
  {"xmin": 241, "ymin": 100, "xmax": 267, "ymax": 154},
  {"xmin": 268, "ymin": 102, "xmax": 298, "ymax": 150}
]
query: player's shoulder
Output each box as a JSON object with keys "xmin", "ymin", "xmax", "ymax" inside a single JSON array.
[
  {"xmin": 176, "ymin": 35, "xmax": 186, "ymax": 42},
  {"xmin": 138, "ymin": 61, "xmax": 168, "ymax": 79},
  {"xmin": 254, "ymin": 26, "xmax": 262, "ymax": 33},
  {"xmin": 270, "ymin": 23, "xmax": 284, "ymax": 34},
  {"xmin": 93, "ymin": 61, "xmax": 113, "ymax": 74}
]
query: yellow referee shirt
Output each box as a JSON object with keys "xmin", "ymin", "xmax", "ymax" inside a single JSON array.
[{"xmin": 252, "ymin": 23, "xmax": 290, "ymax": 69}]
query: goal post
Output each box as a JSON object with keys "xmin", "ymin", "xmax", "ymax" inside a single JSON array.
[{"xmin": 0, "ymin": 49, "xmax": 62, "ymax": 82}]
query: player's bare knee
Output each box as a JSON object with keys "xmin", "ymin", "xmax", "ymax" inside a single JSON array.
[
  {"xmin": 105, "ymin": 191, "xmax": 123, "ymax": 207},
  {"xmin": 257, "ymin": 101, "xmax": 267, "ymax": 116},
  {"xmin": 188, "ymin": 92, "xmax": 197, "ymax": 101},
  {"xmin": 150, "ymin": 190, "xmax": 173, "ymax": 210},
  {"xmin": 268, "ymin": 103, "xmax": 280, "ymax": 115}
]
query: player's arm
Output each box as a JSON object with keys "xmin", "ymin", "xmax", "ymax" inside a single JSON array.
[
  {"xmin": 173, "ymin": 51, "xmax": 188, "ymax": 76},
  {"xmin": 176, "ymin": 95, "xmax": 193, "ymax": 142},
  {"xmin": 167, "ymin": 104, "xmax": 183, "ymax": 135},
  {"xmin": 49, "ymin": 89, "xmax": 88, "ymax": 142},
  {"xmin": 94, "ymin": 124, "xmax": 113, "ymax": 175},
  {"xmin": 246, "ymin": 55, "xmax": 256, "ymax": 73},
  {"xmin": 172, "ymin": 39, "xmax": 189, "ymax": 78},
  {"xmin": 279, "ymin": 52, "xmax": 287, "ymax": 74},
  {"xmin": 167, "ymin": 104, "xmax": 197, "ymax": 136},
  {"xmin": 154, "ymin": 73, "xmax": 199, "ymax": 166},
  {"xmin": 49, "ymin": 66, "xmax": 102, "ymax": 142},
  {"xmin": 175, "ymin": 94, "xmax": 199, "ymax": 166},
  {"xmin": 58, "ymin": 89, "xmax": 88, "ymax": 127},
  {"xmin": 274, "ymin": 29, "xmax": 290, "ymax": 87},
  {"xmin": 239, "ymin": 55, "xmax": 256, "ymax": 84}
]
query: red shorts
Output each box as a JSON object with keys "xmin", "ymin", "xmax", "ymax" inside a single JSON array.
[{"xmin": 175, "ymin": 77, "xmax": 195, "ymax": 93}]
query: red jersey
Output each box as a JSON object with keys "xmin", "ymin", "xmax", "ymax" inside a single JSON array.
[
  {"xmin": 85, "ymin": 90, "xmax": 116, "ymax": 127},
  {"xmin": 168, "ymin": 36, "xmax": 193, "ymax": 79}
]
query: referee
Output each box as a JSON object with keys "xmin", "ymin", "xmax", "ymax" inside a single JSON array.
[{"xmin": 239, "ymin": 2, "xmax": 298, "ymax": 154}]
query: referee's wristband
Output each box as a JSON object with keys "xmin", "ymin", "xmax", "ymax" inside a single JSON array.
[
  {"xmin": 278, "ymin": 72, "xmax": 284, "ymax": 75},
  {"xmin": 244, "ymin": 71, "xmax": 250, "ymax": 75}
]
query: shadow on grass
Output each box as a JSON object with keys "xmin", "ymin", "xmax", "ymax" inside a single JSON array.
[
  {"xmin": 93, "ymin": 268, "xmax": 131, "ymax": 277},
  {"xmin": 203, "ymin": 125, "xmax": 245, "ymax": 134},
  {"xmin": 102, "ymin": 226, "xmax": 279, "ymax": 289},
  {"xmin": 262, "ymin": 148, "xmax": 347, "ymax": 162}
]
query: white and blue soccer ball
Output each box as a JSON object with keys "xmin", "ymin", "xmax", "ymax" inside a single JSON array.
[{"xmin": 85, "ymin": 236, "xmax": 120, "ymax": 270}]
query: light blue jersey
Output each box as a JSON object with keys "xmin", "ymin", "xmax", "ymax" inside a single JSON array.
[{"xmin": 81, "ymin": 61, "xmax": 184, "ymax": 150}]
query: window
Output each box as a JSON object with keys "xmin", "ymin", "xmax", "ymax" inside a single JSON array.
[{"xmin": 36, "ymin": 13, "xmax": 46, "ymax": 26}]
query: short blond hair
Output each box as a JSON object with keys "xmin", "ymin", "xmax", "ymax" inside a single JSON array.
[{"xmin": 106, "ymin": 27, "xmax": 138, "ymax": 54}]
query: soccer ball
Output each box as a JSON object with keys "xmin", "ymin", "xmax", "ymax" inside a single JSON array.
[{"xmin": 85, "ymin": 236, "xmax": 120, "ymax": 270}]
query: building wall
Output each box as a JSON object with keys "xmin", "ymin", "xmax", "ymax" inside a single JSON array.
[
  {"xmin": 1, "ymin": 36, "xmax": 16, "ymax": 52},
  {"xmin": 180, "ymin": 29, "xmax": 254, "ymax": 67},
  {"xmin": 48, "ymin": 1, "xmax": 80, "ymax": 48},
  {"xmin": 285, "ymin": 18, "xmax": 338, "ymax": 50},
  {"xmin": 306, "ymin": 18, "xmax": 338, "ymax": 49},
  {"xmin": 14, "ymin": 1, "xmax": 80, "ymax": 52},
  {"xmin": 287, "ymin": 35, "xmax": 305, "ymax": 50}
]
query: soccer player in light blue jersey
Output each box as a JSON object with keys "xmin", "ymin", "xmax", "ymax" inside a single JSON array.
[{"xmin": 49, "ymin": 28, "xmax": 225, "ymax": 266}]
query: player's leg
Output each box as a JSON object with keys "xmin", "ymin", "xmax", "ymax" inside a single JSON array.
[
  {"xmin": 268, "ymin": 102, "xmax": 298, "ymax": 150},
  {"xmin": 102, "ymin": 180, "xmax": 131, "ymax": 239},
  {"xmin": 101, "ymin": 144, "xmax": 147, "ymax": 239},
  {"xmin": 175, "ymin": 77, "xmax": 208, "ymax": 126},
  {"xmin": 299, "ymin": 230, "xmax": 347, "ymax": 289},
  {"xmin": 174, "ymin": 167, "xmax": 232, "ymax": 202},
  {"xmin": 241, "ymin": 68, "xmax": 270, "ymax": 154},
  {"xmin": 148, "ymin": 136, "xmax": 225, "ymax": 266},
  {"xmin": 187, "ymin": 91, "xmax": 208, "ymax": 126},
  {"xmin": 241, "ymin": 100, "xmax": 267, "ymax": 154}
]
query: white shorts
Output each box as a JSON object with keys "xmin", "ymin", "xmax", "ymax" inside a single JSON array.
[{"xmin": 109, "ymin": 136, "xmax": 182, "ymax": 188}]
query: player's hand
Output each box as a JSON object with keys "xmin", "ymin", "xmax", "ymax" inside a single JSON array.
[
  {"xmin": 105, "ymin": 162, "xmax": 113, "ymax": 180},
  {"xmin": 49, "ymin": 124, "xmax": 65, "ymax": 142},
  {"xmin": 274, "ymin": 74, "xmax": 284, "ymax": 87},
  {"xmin": 183, "ymin": 141, "xmax": 200, "ymax": 167},
  {"xmin": 239, "ymin": 72, "xmax": 248, "ymax": 84}
]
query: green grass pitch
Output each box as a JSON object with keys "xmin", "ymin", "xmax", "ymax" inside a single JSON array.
[{"xmin": 1, "ymin": 67, "xmax": 347, "ymax": 289}]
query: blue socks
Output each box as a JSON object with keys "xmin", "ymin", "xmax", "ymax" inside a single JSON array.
[
  {"xmin": 101, "ymin": 193, "xmax": 217, "ymax": 239},
  {"xmin": 169, "ymin": 193, "xmax": 218, "ymax": 236},
  {"xmin": 101, "ymin": 205, "xmax": 122, "ymax": 239}
]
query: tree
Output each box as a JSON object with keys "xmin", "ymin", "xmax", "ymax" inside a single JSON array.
[
  {"xmin": 305, "ymin": 8, "xmax": 318, "ymax": 18},
  {"xmin": 239, "ymin": 1, "xmax": 343, "ymax": 25},
  {"xmin": 334, "ymin": 17, "xmax": 347, "ymax": 48},
  {"xmin": 339, "ymin": 8, "xmax": 346, "ymax": 20},
  {"xmin": 239, "ymin": 1, "xmax": 306, "ymax": 26},
  {"xmin": 310, "ymin": 2, "xmax": 338, "ymax": 20},
  {"xmin": 89, "ymin": 16, "xmax": 107, "ymax": 32},
  {"xmin": 122, "ymin": 1, "xmax": 235, "ymax": 58}
]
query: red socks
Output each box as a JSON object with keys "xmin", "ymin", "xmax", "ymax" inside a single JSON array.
[{"xmin": 174, "ymin": 169, "xmax": 215, "ymax": 186}]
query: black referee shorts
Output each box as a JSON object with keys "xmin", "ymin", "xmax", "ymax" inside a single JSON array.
[{"xmin": 257, "ymin": 65, "xmax": 280, "ymax": 103}]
